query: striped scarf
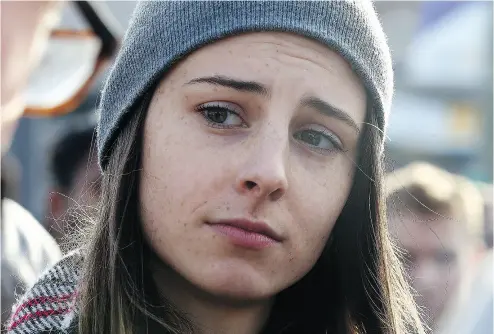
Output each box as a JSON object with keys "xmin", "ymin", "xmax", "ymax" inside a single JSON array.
[{"xmin": 7, "ymin": 251, "xmax": 82, "ymax": 333}]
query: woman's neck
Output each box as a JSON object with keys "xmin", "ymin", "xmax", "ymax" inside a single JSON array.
[{"xmin": 152, "ymin": 262, "xmax": 273, "ymax": 334}]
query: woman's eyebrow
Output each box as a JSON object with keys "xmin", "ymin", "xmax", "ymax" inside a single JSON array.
[
  {"xmin": 185, "ymin": 76, "xmax": 360, "ymax": 133},
  {"xmin": 301, "ymin": 96, "xmax": 360, "ymax": 134},
  {"xmin": 186, "ymin": 75, "xmax": 269, "ymax": 96}
]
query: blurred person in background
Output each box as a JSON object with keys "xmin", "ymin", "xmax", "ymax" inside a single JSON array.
[
  {"xmin": 435, "ymin": 249, "xmax": 492, "ymax": 334},
  {"xmin": 1, "ymin": 155, "xmax": 21, "ymax": 204},
  {"xmin": 386, "ymin": 162, "xmax": 486, "ymax": 330},
  {"xmin": 1, "ymin": 1, "xmax": 62, "ymax": 151},
  {"xmin": 46, "ymin": 121, "xmax": 100, "ymax": 246},
  {"xmin": 1, "ymin": 1, "xmax": 65, "ymax": 324},
  {"xmin": 1, "ymin": 0, "xmax": 118, "ymax": 326}
]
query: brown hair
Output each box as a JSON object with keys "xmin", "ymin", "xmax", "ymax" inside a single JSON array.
[{"xmin": 385, "ymin": 162, "xmax": 484, "ymax": 243}]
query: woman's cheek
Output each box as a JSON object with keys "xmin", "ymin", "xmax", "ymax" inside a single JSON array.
[{"xmin": 289, "ymin": 164, "xmax": 353, "ymax": 257}]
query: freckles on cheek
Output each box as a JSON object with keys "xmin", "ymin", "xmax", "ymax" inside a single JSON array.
[
  {"xmin": 306, "ymin": 219, "xmax": 334, "ymax": 252},
  {"xmin": 140, "ymin": 175, "xmax": 171, "ymax": 226},
  {"xmin": 291, "ymin": 212, "xmax": 333, "ymax": 261},
  {"xmin": 294, "ymin": 165, "xmax": 354, "ymax": 256}
]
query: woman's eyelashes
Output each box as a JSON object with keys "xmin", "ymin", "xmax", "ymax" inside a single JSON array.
[
  {"xmin": 196, "ymin": 101, "xmax": 344, "ymax": 153},
  {"xmin": 294, "ymin": 127, "xmax": 343, "ymax": 153},
  {"xmin": 196, "ymin": 101, "xmax": 247, "ymax": 129}
]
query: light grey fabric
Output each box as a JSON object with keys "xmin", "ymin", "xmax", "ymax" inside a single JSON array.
[
  {"xmin": 1, "ymin": 199, "xmax": 62, "ymax": 325},
  {"xmin": 436, "ymin": 252, "xmax": 493, "ymax": 334},
  {"xmin": 97, "ymin": 0, "xmax": 393, "ymax": 169}
]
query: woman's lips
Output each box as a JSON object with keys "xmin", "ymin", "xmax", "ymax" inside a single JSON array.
[{"xmin": 207, "ymin": 219, "xmax": 281, "ymax": 249}]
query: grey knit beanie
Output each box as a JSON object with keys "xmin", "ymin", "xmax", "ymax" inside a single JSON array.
[{"xmin": 97, "ymin": 0, "xmax": 393, "ymax": 169}]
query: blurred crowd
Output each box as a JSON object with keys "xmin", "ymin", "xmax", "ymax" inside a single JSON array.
[{"xmin": 1, "ymin": 1, "xmax": 492, "ymax": 333}]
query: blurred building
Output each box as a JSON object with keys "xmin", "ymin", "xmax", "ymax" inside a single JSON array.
[
  {"xmin": 9, "ymin": 1, "xmax": 494, "ymax": 221},
  {"xmin": 376, "ymin": 1, "xmax": 493, "ymax": 183}
]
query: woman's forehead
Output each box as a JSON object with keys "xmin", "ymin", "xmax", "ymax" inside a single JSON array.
[
  {"xmin": 165, "ymin": 32, "xmax": 366, "ymax": 118},
  {"xmin": 175, "ymin": 32, "xmax": 360, "ymax": 82}
]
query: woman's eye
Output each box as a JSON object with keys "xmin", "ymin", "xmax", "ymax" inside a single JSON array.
[
  {"xmin": 294, "ymin": 129, "xmax": 341, "ymax": 152},
  {"xmin": 196, "ymin": 102, "xmax": 246, "ymax": 128}
]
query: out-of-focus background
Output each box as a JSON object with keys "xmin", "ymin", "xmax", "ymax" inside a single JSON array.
[
  {"xmin": 3, "ymin": 1, "xmax": 493, "ymax": 332},
  {"xmin": 8, "ymin": 1, "xmax": 493, "ymax": 221},
  {"xmin": 378, "ymin": 2, "xmax": 493, "ymax": 181}
]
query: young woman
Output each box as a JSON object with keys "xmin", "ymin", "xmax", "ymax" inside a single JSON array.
[{"xmin": 8, "ymin": 2, "xmax": 425, "ymax": 334}]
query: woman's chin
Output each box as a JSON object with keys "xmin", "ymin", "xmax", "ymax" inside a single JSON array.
[{"xmin": 187, "ymin": 265, "xmax": 280, "ymax": 303}]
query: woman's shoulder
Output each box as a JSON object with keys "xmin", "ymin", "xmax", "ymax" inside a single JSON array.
[{"xmin": 6, "ymin": 249, "xmax": 84, "ymax": 334}]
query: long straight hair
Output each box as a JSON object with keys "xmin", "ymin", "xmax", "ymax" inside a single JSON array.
[{"xmin": 78, "ymin": 90, "xmax": 425, "ymax": 334}]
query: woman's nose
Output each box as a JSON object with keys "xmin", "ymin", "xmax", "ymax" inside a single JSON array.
[{"xmin": 234, "ymin": 134, "xmax": 289, "ymax": 202}]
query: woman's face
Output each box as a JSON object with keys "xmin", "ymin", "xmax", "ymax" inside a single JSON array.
[{"xmin": 140, "ymin": 32, "xmax": 366, "ymax": 302}]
